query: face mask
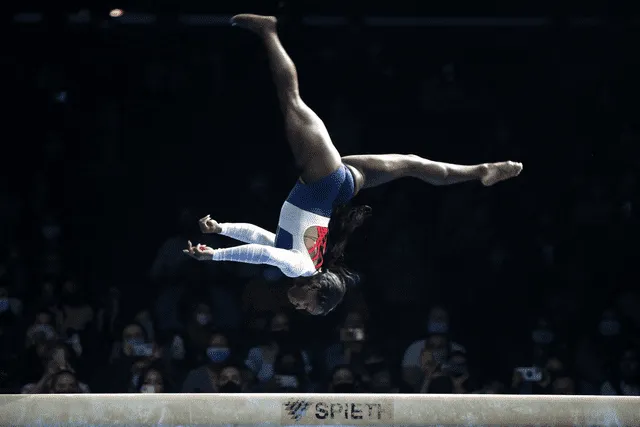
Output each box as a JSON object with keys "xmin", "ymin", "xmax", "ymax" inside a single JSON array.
[
  {"xmin": 432, "ymin": 349, "xmax": 447, "ymax": 363},
  {"xmin": 427, "ymin": 321, "xmax": 449, "ymax": 334},
  {"xmin": 218, "ymin": 382, "xmax": 242, "ymax": 393},
  {"xmin": 33, "ymin": 324, "xmax": 57, "ymax": 340},
  {"xmin": 140, "ymin": 384, "xmax": 156, "ymax": 393},
  {"xmin": 196, "ymin": 313, "xmax": 211, "ymax": 326},
  {"xmin": 126, "ymin": 338, "xmax": 144, "ymax": 347},
  {"xmin": 332, "ymin": 383, "xmax": 355, "ymax": 393},
  {"xmin": 532, "ymin": 329, "xmax": 554, "ymax": 345},
  {"xmin": 276, "ymin": 375, "xmax": 299, "ymax": 389},
  {"xmin": 0, "ymin": 299, "xmax": 9, "ymax": 313},
  {"xmin": 599, "ymin": 320, "xmax": 621, "ymax": 336},
  {"xmin": 206, "ymin": 347, "xmax": 230, "ymax": 363}
]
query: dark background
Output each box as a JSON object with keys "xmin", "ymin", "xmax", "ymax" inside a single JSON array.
[{"xmin": 0, "ymin": 1, "xmax": 638, "ymax": 397}]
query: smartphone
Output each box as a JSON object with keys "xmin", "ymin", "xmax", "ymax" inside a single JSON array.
[
  {"xmin": 340, "ymin": 328, "xmax": 365, "ymax": 342},
  {"xmin": 132, "ymin": 343, "xmax": 154, "ymax": 357},
  {"xmin": 275, "ymin": 375, "xmax": 299, "ymax": 389},
  {"xmin": 516, "ymin": 367, "xmax": 542, "ymax": 382}
]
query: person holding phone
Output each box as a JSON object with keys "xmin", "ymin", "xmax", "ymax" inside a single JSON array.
[{"xmin": 245, "ymin": 312, "xmax": 312, "ymax": 385}]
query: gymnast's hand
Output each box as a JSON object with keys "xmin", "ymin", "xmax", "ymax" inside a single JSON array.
[
  {"xmin": 199, "ymin": 215, "xmax": 222, "ymax": 234},
  {"xmin": 183, "ymin": 240, "xmax": 215, "ymax": 261}
]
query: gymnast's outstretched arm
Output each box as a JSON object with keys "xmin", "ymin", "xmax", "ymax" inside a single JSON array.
[
  {"xmin": 183, "ymin": 241, "xmax": 314, "ymax": 278},
  {"xmin": 199, "ymin": 215, "xmax": 275, "ymax": 246}
]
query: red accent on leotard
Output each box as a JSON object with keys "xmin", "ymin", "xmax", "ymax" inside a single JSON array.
[{"xmin": 308, "ymin": 226, "xmax": 329, "ymax": 270}]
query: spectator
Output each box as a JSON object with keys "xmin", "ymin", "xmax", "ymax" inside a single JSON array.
[
  {"xmin": 575, "ymin": 309, "xmax": 627, "ymax": 387},
  {"xmin": 56, "ymin": 278, "xmax": 94, "ymax": 337},
  {"xmin": 110, "ymin": 323, "xmax": 149, "ymax": 362},
  {"xmin": 366, "ymin": 362, "xmax": 399, "ymax": 393},
  {"xmin": 329, "ymin": 365, "xmax": 358, "ymax": 393},
  {"xmin": 246, "ymin": 312, "xmax": 311, "ymax": 384},
  {"xmin": 48, "ymin": 370, "xmax": 82, "ymax": 394},
  {"xmin": 419, "ymin": 345, "xmax": 445, "ymax": 393},
  {"xmin": 24, "ymin": 309, "xmax": 57, "ymax": 349},
  {"xmin": 552, "ymin": 374, "xmax": 576, "ymax": 395},
  {"xmin": 101, "ymin": 322, "xmax": 161, "ymax": 392},
  {"xmin": 324, "ymin": 310, "xmax": 368, "ymax": 374},
  {"xmin": 181, "ymin": 331, "xmax": 232, "ymax": 393},
  {"xmin": 601, "ymin": 348, "xmax": 639, "ymax": 396},
  {"xmin": 217, "ymin": 364, "xmax": 245, "ymax": 393},
  {"xmin": 262, "ymin": 348, "xmax": 310, "ymax": 392},
  {"xmin": 138, "ymin": 364, "xmax": 169, "ymax": 393},
  {"xmin": 446, "ymin": 350, "xmax": 476, "ymax": 393},
  {"xmin": 185, "ymin": 302, "xmax": 214, "ymax": 363},
  {"xmin": 402, "ymin": 306, "xmax": 463, "ymax": 390},
  {"xmin": 511, "ymin": 355, "xmax": 568, "ymax": 395},
  {"xmin": 22, "ymin": 343, "xmax": 89, "ymax": 393}
]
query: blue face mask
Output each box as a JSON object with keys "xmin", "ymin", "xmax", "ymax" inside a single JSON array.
[
  {"xmin": 0, "ymin": 299, "xmax": 9, "ymax": 313},
  {"xmin": 428, "ymin": 321, "xmax": 449, "ymax": 334},
  {"xmin": 126, "ymin": 338, "xmax": 144, "ymax": 347},
  {"xmin": 206, "ymin": 347, "xmax": 230, "ymax": 363}
]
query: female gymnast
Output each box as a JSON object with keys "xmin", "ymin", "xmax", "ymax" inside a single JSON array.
[{"xmin": 184, "ymin": 14, "xmax": 523, "ymax": 316}]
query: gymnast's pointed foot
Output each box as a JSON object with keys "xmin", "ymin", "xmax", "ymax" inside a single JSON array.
[
  {"xmin": 231, "ymin": 14, "xmax": 277, "ymax": 36},
  {"xmin": 481, "ymin": 161, "xmax": 523, "ymax": 186}
]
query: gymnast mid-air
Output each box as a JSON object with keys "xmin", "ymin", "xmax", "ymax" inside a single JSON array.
[{"xmin": 184, "ymin": 14, "xmax": 523, "ymax": 315}]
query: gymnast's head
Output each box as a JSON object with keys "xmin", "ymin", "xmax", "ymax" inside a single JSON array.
[{"xmin": 287, "ymin": 204, "xmax": 372, "ymax": 315}]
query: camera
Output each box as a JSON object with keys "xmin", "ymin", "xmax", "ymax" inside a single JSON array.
[
  {"xmin": 340, "ymin": 328, "xmax": 365, "ymax": 342},
  {"xmin": 516, "ymin": 367, "xmax": 542, "ymax": 382}
]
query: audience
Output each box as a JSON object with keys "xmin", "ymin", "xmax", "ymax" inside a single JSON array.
[{"xmin": 0, "ymin": 23, "xmax": 638, "ymax": 397}]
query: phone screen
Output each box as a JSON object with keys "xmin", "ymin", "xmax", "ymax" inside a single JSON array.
[
  {"xmin": 340, "ymin": 328, "xmax": 365, "ymax": 342},
  {"xmin": 516, "ymin": 367, "xmax": 542, "ymax": 382}
]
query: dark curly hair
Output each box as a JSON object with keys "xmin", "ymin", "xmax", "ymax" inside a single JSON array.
[{"xmin": 292, "ymin": 204, "xmax": 371, "ymax": 315}]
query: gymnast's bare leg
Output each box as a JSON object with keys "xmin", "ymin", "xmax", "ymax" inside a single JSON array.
[
  {"xmin": 231, "ymin": 14, "xmax": 342, "ymax": 184},
  {"xmin": 231, "ymin": 14, "xmax": 523, "ymax": 193}
]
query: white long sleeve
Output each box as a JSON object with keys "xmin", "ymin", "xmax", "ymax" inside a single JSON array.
[
  {"xmin": 211, "ymin": 244, "xmax": 316, "ymax": 278},
  {"xmin": 218, "ymin": 223, "xmax": 276, "ymax": 246}
]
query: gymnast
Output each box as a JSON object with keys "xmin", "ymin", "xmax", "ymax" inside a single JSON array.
[{"xmin": 184, "ymin": 14, "xmax": 523, "ymax": 315}]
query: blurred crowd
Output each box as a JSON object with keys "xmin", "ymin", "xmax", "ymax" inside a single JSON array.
[
  {"xmin": 1, "ymin": 19, "xmax": 639, "ymax": 396},
  {"xmin": 1, "ymin": 279, "xmax": 639, "ymax": 395}
]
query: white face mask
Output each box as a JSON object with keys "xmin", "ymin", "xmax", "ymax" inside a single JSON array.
[{"xmin": 140, "ymin": 384, "xmax": 156, "ymax": 393}]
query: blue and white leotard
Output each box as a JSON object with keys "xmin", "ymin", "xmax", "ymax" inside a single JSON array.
[{"xmin": 211, "ymin": 164, "xmax": 355, "ymax": 277}]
